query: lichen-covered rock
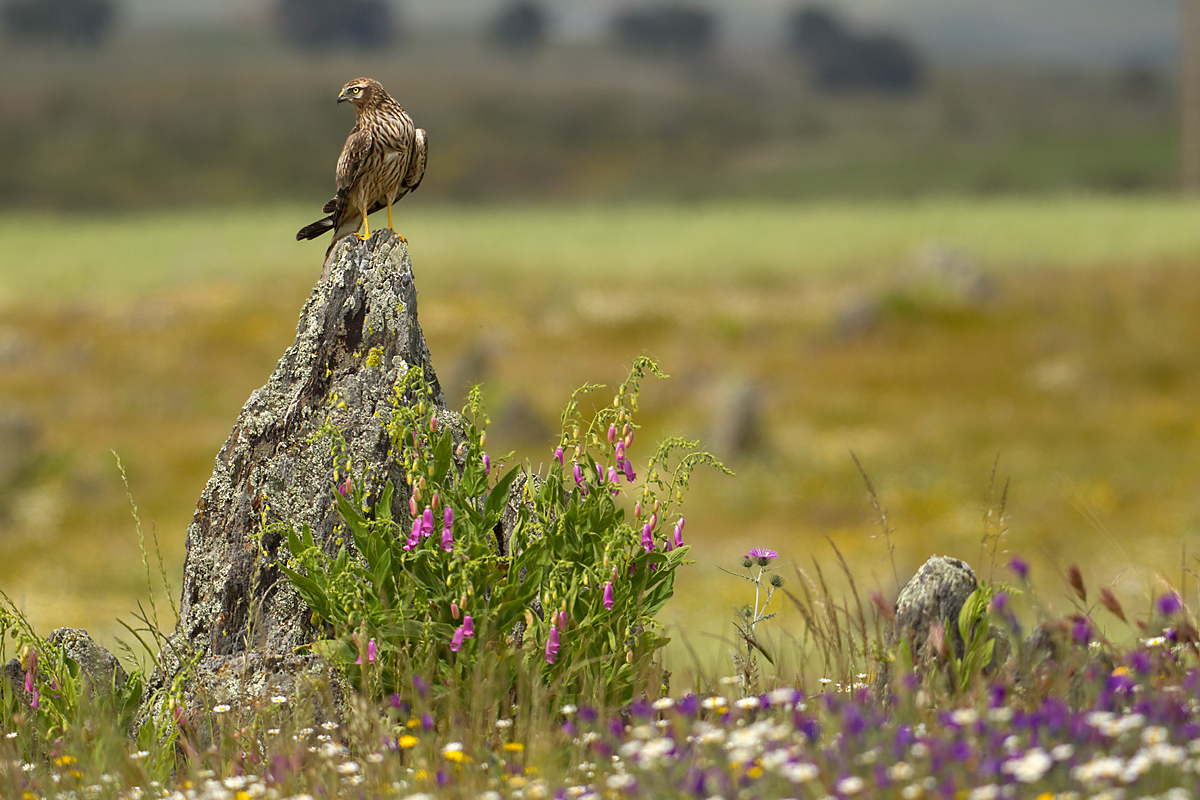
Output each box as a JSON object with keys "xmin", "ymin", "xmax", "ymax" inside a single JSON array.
[
  {"xmin": 892, "ymin": 556, "xmax": 979, "ymax": 662},
  {"xmin": 47, "ymin": 627, "xmax": 128, "ymax": 698},
  {"xmin": 139, "ymin": 230, "xmax": 453, "ymax": 726}
]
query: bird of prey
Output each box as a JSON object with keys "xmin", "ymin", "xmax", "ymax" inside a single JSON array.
[{"xmin": 297, "ymin": 77, "xmax": 427, "ymax": 257}]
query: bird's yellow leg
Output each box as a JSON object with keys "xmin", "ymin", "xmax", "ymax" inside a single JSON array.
[
  {"xmin": 387, "ymin": 200, "xmax": 407, "ymax": 243},
  {"xmin": 356, "ymin": 207, "xmax": 370, "ymax": 241}
]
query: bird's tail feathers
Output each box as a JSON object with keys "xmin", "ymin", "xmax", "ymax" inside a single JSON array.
[{"xmin": 297, "ymin": 215, "xmax": 335, "ymax": 241}]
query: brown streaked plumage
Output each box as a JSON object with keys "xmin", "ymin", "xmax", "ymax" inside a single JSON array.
[{"xmin": 296, "ymin": 77, "xmax": 427, "ymax": 258}]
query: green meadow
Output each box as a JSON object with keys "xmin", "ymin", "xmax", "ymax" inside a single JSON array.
[{"xmin": 2, "ymin": 194, "xmax": 1200, "ymax": 666}]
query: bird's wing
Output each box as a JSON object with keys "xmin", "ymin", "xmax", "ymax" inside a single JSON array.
[
  {"xmin": 403, "ymin": 128, "xmax": 427, "ymax": 192},
  {"xmin": 336, "ymin": 123, "xmax": 374, "ymax": 193}
]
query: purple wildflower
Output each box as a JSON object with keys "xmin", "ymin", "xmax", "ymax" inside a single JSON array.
[
  {"xmin": 546, "ymin": 625, "xmax": 560, "ymax": 664},
  {"xmin": 405, "ymin": 517, "xmax": 421, "ymax": 550},
  {"xmin": 642, "ymin": 522, "xmax": 654, "ymax": 553},
  {"xmin": 30, "ymin": 689, "xmax": 38, "ymax": 711},
  {"xmin": 413, "ymin": 675, "xmax": 429, "ymax": 696},
  {"xmin": 673, "ymin": 517, "xmax": 685, "ymax": 548},
  {"xmin": 451, "ymin": 626, "xmax": 465, "ymax": 653},
  {"xmin": 483, "ymin": 453, "xmax": 491, "ymax": 475},
  {"xmin": 421, "ymin": 507, "xmax": 434, "ymax": 538},
  {"xmin": 748, "ymin": 547, "xmax": 777, "ymax": 565},
  {"xmin": 622, "ymin": 459, "xmax": 636, "ymax": 482},
  {"xmin": 554, "ymin": 447, "xmax": 564, "ymax": 465},
  {"xmin": 440, "ymin": 508, "xmax": 454, "ymax": 551},
  {"xmin": 573, "ymin": 463, "xmax": 584, "ymax": 487},
  {"xmin": 603, "ymin": 582, "xmax": 614, "ymax": 610},
  {"xmin": 989, "ymin": 591, "xmax": 1008, "ymax": 613},
  {"xmin": 1158, "ymin": 591, "xmax": 1183, "ymax": 617},
  {"xmin": 1008, "ymin": 556, "xmax": 1029, "ymax": 581},
  {"xmin": 608, "ymin": 424, "xmax": 617, "ymax": 444},
  {"xmin": 336, "ymin": 476, "xmax": 352, "ymax": 497},
  {"xmin": 463, "ymin": 614, "xmax": 474, "ymax": 638},
  {"xmin": 607, "ymin": 466, "xmax": 619, "ymax": 484},
  {"xmin": 1072, "ymin": 617, "xmax": 1091, "ymax": 646},
  {"xmin": 615, "ymin": 441, "xmax": 625, "ymax": 461}
]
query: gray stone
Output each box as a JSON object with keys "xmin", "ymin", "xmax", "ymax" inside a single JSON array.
[
  {"xmin": 139, "ymin": 230, "xmax": 456, "ymax": 725},
  {"xmin": 710, "ymin": 377, "xmax": 764, "ymax": 459},
  {"xmin": 47, "ymin": 627, "xmax": 128, "ymax": 699},
  {"xmin": 892, "ymin": 555, "xmax": 978, "ymax": 663}
]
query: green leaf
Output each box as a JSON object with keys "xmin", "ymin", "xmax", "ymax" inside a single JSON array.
[
  {"xmin": 432, "ymin": 429, "xmax": 454, "ymax": 485},
  {"xmin": 484, "ymin": 466, "xmax": 522, "ymax": 523}
]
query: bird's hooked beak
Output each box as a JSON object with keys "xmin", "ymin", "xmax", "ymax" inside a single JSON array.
[{"xmin": 337, "ymin": 89, "xmax": 350, "ymax": 104}]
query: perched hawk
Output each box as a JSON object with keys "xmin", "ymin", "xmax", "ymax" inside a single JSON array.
[{"xmin": 297, "ymin": 77, "xmax": 427, "ymax": 257}]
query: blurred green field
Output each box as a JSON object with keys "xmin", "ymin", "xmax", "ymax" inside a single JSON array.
[{"xmin": 2, "ymin": 195, "xmax": 1200, "ymax": 666}]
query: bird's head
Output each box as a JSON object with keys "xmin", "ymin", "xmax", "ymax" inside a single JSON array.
[{"xmin": 337, "ymin": 78, "xmax": 384, "ymax": 110}]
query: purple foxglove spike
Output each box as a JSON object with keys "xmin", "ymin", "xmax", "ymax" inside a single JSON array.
[
  {"xmin": 441, "ymin": 525, "xmax": 454, "ymax": 552},
  {"xmin": 483, "ymin": 453, "xmax": 491, "ymax": 475},
  {"xmin": 422, "ymin": 507, "xmax": 434, "ymax": 538},
  {"xmin": 431, "ymin": 492, "xmax": 440, "ymax": 511},
  {"xmin": 559, "ymin": 610, "xmax": 567, "ymax": 627},
  {"xmin": 451, "ymin": 602, "xmax": 459, "ymax": 619},
  {"xmin": 368, "ymin": 639, "xmax": 377, "ymax": 663},
  {"xmin": 674, "ymin": 517, "xmax": 685, "ymax": 548},
  {"xmin": 409, "ymin": 496, "xmax": 418, "ymax": 517},
  {"xmin": 24, "ymin": 670, "xmax": 32, "ymax": 694},
  {"xmin": 554, "ymin": 447, "xmax": 564, "ymax": 465},
  {"xmin": 607, "ymin": 466, "xmax": 619, "ymax": 484},
  {"xmin": 622, "ymin": 459, "xmax": 636, "ymax": 482},
  {"xmin": 642, "ymin": 522, "xmax": 654, "ymax": 553},
  {"xmin": 596, "ymin": 463, "xmax": 605, "ymax": 481},
  {"xmin": 603, "ymin": 582, "xmax": 614, "ymax": 610},
  {"xmin": 615, "ymin": 441, "xmax": 625, "ymax": 460},
  {"xmin": 444, "ymin": 506, "xmax": 454, "ymax": 527},
  {"xmin": 337, "ymin": 476, "xmax": 352, "ymax": 497},
  {"xmin": 463, "ymin": 614, "xmax": 474, "ymax": 638},
  {"xmin": 546, "ymin": 625, "xmax": 560, "ymax": 664},
  {"xmin": 573, "ymin": 463, "xmax": 584, "ymax": 486},
  {"xmin": 634, "ymin": 502, "xmax": 642, "ymax": 518},
  {"xmin": 451, "ymin": 626, "xmax": 465, "ymax": 653},
  {"xmin": 29, "ymin": 689, "xmax": 38, "ymax": 711},
  {"xmin": 650, "ymin": 512, "xmax": 658, "ymax": 529},
  {"xmin": 608, "ymin": 424, "xmax": 617, "ymax": 444}
]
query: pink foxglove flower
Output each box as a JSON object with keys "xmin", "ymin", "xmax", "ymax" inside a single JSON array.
[
  {"xmin": 451, "ymin": 626, "xmax": 465, "ymax": 653},
  {"xmin": 483, "ymin": 453, "xmax": 491, "ymax": 475},
  {"xmin": 673, "ymin": 517, "xmax": 685, "ymax": 549},
  {"xmin": 421, "ymin": 507, "xmax": 434, "ymax": 538},
  {"xmin": 603, "ymin": 582, "xmax": 614, "ymax": 609},
  {"xmin": 641, "ymin": 522, "xmax": 654, "ymax": 553},
  {"xmin": 545, "ymin": 625, "xmax": 560, "ymax": 664},
  {"xmin": 554, "ymin": 447, "xmax": 564, "ymax": 465},
  {"xmin": 463, "ymin": 614, "xmax": 474, "ymax": 638}
]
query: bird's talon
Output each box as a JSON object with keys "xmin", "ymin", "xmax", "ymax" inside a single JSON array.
[{"xmin": 355, "ymin": 232, "xmax": 368, "ymax": 241}]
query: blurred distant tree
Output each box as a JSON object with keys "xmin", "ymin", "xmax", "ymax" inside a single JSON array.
[
  {"xmin": 787, "ymin": 6, "xmax": 922, "ymax": 93},
  {"xmin": 488, "ymin": 1, "xmax": 548, "ymax": 53},
  {"xmin": 277, "ymin": 0, "xmax": 397, "ymax": 50},
  {"xmin": 1, "ymin": 0, "xmax": 116, "ymax": 45},
  {"xmin": 612, "ymin": 4, "xmax": 716, "ymax": 59}
]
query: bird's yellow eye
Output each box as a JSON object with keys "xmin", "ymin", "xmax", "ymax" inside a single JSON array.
[{"xmin": 351, "ymin": 87, "xmax": 362, "ymax": 94}]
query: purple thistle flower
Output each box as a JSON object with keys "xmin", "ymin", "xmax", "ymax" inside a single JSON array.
[
  {"xmin": 603, "ymin": 582, "xmax": 614, "ymax": 610},
  {"xmin": 1008, "ymin": 556, "xmax": 1029, "ymax": 581},
  {"xmin": 546, "ymin": 625, "xmax": 560, "ymax": 664},
  {"xmin": 673, "ymin": 517, "xmax": 685, "ymax": 548},
  {"xmin": 421, "ymin": 507, "xmax": 434, "ymax": 538},
  {"xmin": 483, "ymin": 453, "xmax": 491, "ymax": 475},
  {"xmin": 1158, "ymin": 591, "xmax": 1183, "ymax": 617},
  {"xmin": 451, "ymin": 625, "xmax": 465, "ymax": 652},
  {"xmin": 554, "ymin": 447, "xmax": 564, "ymax": 466},
  {"xmin": 463, "ymin": 614, "xmax": 474, "ymax": 638},
  {"xmin": 748, "ymin": 547, "xmax": 777, "ymax": 565},
  {"xmin": 642, "ymin": 522, "xmax": 654, "ymax": 553}
]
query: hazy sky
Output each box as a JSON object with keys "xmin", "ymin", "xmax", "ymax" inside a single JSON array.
[{"xmin": 124, "ymin": 0, "xmax": 1177, "ymax": 67}]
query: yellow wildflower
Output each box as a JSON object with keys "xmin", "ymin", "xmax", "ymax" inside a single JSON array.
[
  {"xmin": 398, "ymin": 735, "xmax": 419, "ymax": 749},
  {"xmin": 444, "ymin": 750, "xmax": 471, "ymax": 764},
  {"xmin": 502, "ymin": 742, "xmax": 525, "ymax": 753}
]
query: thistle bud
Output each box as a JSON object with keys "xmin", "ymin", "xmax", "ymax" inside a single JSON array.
[{"xmin": 770, "ymin": 574, "xmax": 785, "ymax": 588}]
